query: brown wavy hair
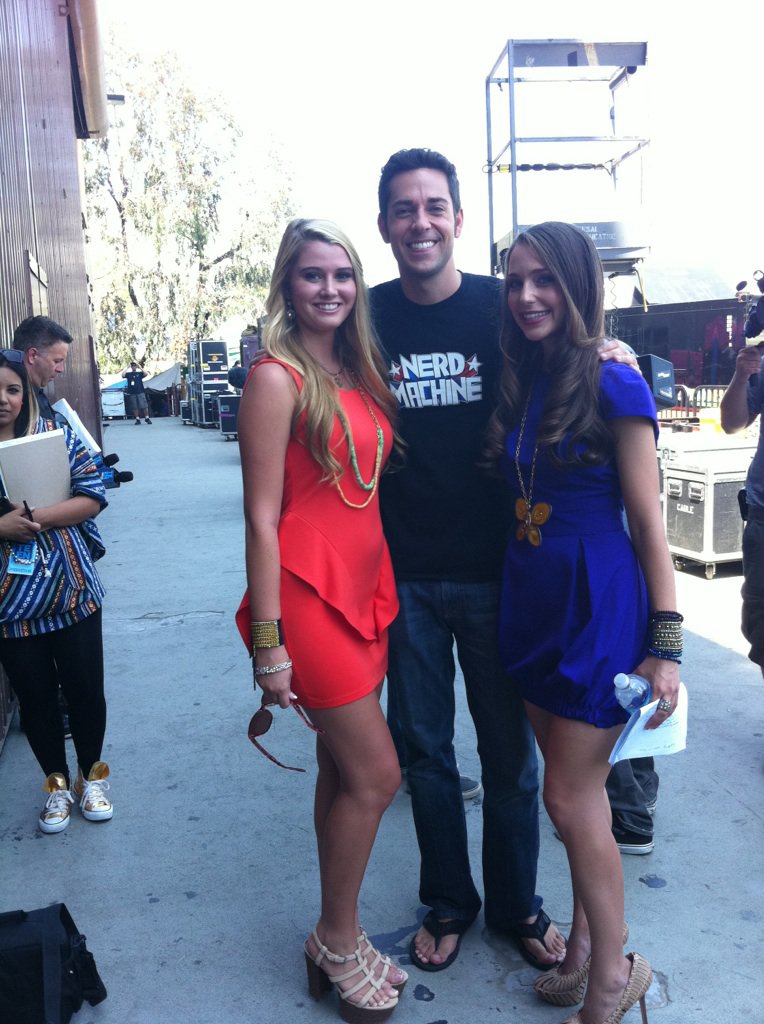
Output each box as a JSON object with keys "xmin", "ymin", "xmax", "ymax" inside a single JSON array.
[{"xmin": 484, "ymin": 221, "xmax": 613, "ymax": 470}]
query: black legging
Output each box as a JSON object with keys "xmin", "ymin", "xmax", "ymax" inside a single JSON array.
[{"xmin": 0, "ymin": 609, "xmax": 106, "ymax": 783}]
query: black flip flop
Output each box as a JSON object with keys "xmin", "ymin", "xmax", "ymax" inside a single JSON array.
[
  {"xmin": 507, "ymin": 909, "xmax": 564, "ymax": 972},
  {"xmin": 408, "ymin": 910, "xmax": 474, "ymax": 973}
]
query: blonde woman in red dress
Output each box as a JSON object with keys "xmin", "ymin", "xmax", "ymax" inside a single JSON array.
[{"xmin": 238, "ymin": 219, "xmax": 405, "ymax": 1022}]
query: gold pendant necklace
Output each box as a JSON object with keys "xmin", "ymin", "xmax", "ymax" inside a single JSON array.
[{"xmin": 514, "ymin": 388, "xmax": 552, "ymax": 546}]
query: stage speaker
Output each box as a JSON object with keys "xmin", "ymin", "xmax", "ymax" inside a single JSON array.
[{"xmin": 637, "ymin": 353, "xmax": 675, "ymax": 408}]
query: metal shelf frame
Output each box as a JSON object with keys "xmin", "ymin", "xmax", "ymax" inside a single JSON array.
[{"xmin": 485, "ymin": 39, "xmax": 649, "ymax": 276}]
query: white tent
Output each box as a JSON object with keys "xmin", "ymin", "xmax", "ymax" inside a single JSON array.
[{"xmin": 144, "ymin": 362, "xmax": 182, "ymax": 392}]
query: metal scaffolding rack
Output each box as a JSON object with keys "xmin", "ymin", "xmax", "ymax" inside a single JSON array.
[{"xmin": 485, "ymin": 39, "xmax": 650, "ymax": 279}]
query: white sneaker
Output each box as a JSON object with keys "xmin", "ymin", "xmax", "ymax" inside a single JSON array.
[
  {"xmin": 73, "ymin": 761, "xmax": 113, "ymax": 821},
  {"xmin": 39, "ymin": 773, "xmax": 75, "ymax": 833}
]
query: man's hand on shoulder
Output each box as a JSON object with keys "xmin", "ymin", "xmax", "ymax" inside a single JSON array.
[{"xmin": 598, "ymin": 338, "xmax": 639, "ymax": 372}]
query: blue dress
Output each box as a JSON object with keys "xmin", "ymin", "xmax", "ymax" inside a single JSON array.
[{"xmin": 499, "ymin": 363, "xmax": 658, "ymax": 728}]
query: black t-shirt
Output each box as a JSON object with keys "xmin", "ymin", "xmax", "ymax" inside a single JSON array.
[
  {"xmin": 123, "ymin": 371, "xmax": 146, "ymax": 395},
  {"xmin": 371, "ymin": 273, "xmax": 511, "ymax": 582}
]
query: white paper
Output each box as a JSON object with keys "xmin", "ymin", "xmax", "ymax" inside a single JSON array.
[
  {"xmin": 608, "ymin": 682, "xmax": 688, "ymax": 765},
  {"xmin": 0, "ymin": 429, "xmax": 71, "ymax": 508},
  {"xmin": 52, "ymin": 399, "xmax": 100, "ymax": 454}
]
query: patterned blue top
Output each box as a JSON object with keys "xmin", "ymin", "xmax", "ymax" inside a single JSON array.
[{"xmin": 0, "ymin": 420, "xmax": 107, "ymax": 638}]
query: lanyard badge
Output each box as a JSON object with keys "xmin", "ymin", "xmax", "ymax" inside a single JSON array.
[{"xmin": 8, "ymin": 540, "xmax": 38, "ymax": 576}]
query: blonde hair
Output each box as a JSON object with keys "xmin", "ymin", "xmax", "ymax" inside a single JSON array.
[
  {"xmin": 262, "ymin": 218, "xmax": 398, "ymax": 479},
  {"xmin": 25, "ymin": 388, "xmax": 40, "ymax": 436}
]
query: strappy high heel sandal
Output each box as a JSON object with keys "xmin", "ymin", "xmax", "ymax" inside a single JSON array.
[
  {"xmin": 357, "ymin": 930, "xmax": 408, "ymax": 993},
  {"xmin": 561, "ymin": 952, "xmax": 652, "ymax": 1024},
  {"xmin": 304, "ymin": 930, "xmax": 399, "ymax": 1022},
  {"xmin": 534, "ymin": 923, "xmax": 629, "ymax": 1006}
]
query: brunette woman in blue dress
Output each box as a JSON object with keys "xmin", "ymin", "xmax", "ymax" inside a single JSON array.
[{"xmin": 485, "ymin": 222, "xmax": 682, "ymax": 1024}]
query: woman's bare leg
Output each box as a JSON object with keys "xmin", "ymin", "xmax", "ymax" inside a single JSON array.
[
  {"xmin": 526, "ymin": 705, "xmax": 632, "ymax": 1023},
  {"xmin": 305, "ymin": 687, "xmax": 402, "ymax": 1001}
]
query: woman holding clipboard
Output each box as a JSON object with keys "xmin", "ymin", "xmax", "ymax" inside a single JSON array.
[{"xmin": 0, "ymin": 350, "xmax": 113, "ymax": 834}]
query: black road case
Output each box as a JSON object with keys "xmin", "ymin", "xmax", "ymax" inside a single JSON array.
[
  {"xmin": 217, "ymin": 393, "xmax": 241, "ymax": 440},
  {"xmin": 187, "ymin": 340, "xmax": 229, "ymax": 427}
]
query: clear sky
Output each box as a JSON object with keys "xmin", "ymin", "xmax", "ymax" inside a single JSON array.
[{"xmin": 100, "ymin": 0, "xmax": 761, "ymax": 294}]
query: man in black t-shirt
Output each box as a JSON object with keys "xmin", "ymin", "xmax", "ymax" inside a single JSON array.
[
  {"xmin": 371, "ymin": 149, "xmax": 565, "ymax": 973},
  {"xmin": 122, "ymin": 362, "xmax": 151, "ymax": 424}
]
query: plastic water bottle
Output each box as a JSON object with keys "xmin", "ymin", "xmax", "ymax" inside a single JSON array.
[{"xmin": 613, "ymin": 673, "xmax": 651, "ymax": 712}]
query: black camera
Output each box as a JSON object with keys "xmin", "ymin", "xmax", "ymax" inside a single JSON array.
[{"xmin": 736, "ymin": 271, "xmax": 764, "ymax": 339}]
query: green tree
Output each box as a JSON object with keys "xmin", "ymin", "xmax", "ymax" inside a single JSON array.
[{"xmin": 83, "ymin": 44, "xmax": 293, "ymax": 369}]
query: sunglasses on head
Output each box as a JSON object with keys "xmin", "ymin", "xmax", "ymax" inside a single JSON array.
[
  {"xmin": 0, "ymin": 349, "xmax": 24, "ymax": 365},
  {"xmin": 248, "ymin": 699, "xmax": 322, "ymax": 772}
]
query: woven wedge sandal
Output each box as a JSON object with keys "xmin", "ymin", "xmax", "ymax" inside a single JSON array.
[
  {"xmin": 561, "ymin": 952, "xmax": 652, "ymax": 1024},
  {"xmin": 534, "ymin": 923, "xmax": 629, "ymax": 1007}
]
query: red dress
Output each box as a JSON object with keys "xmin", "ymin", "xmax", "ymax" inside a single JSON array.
[{"xmin": 238, "ymin": 360, "xmax": 399, "ymax": 709}]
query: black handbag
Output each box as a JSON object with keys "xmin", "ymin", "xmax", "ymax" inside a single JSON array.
[{"xmin": 0, "ymin": 903, "xmax": 107, "ymax": 1024}]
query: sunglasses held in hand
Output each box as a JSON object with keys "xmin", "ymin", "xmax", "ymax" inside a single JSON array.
[{"xmin": 248, "ymin": 700, "xmax": 322, "ymax": 772}]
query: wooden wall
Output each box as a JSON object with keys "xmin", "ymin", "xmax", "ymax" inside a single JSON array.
[
  {"xmin": 0, "ymin": 0, "xmax": 100, "ymax": 432},
  {"xmin": 0, "ymin": 0, "xmax": 102, "ymax": 750}
]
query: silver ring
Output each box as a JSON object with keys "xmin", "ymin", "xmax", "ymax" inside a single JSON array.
[{"xmin": 657, "ymin": 697, "xmax": 673, "ymax": 712}]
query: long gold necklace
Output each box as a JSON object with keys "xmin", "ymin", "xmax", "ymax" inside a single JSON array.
[
  {"xmin": 334, "ymin": 374, "xmax": 385, "ymax": 509},
  {"xmin": 514, "ymin": 389, "xmax": 552, "ymax": 546}
]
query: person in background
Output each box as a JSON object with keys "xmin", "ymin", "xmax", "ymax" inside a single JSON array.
[
  {"xmin": 122, "ymin": 361, "xmax": 151, "ymax": 424},
  {"xmin": 228, "ymin": 359, "xmax": 249, "ymax": 392},
  {"xmin": 12, "ymin": 315, "xmax": 72, "ymax": 419},
  {"xmin": 720, "ymin": 340, "xmax": 764, "ymax": 677},
  {"xmin": 13, "ymin": 317, "xmax": 79, "ymax": 736},
  {"xmin": 606, "ymin": 758, "xmax": 657, "ymax": 855},
  {"xmin": 486, "ymin": 221, "xmax": 681, "ymax": 1023},
  {"xmin": 0, "ymin": 350, "xmax": 112, "ymax": 834},
  {"xmin": 238, "ymin": 219, "xmax": 405, "ymax": 1020}
]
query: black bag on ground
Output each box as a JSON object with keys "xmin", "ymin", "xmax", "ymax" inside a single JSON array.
[{"xmin": 0, "ymin": 903, "xmax": 107, "ymax": 1024}]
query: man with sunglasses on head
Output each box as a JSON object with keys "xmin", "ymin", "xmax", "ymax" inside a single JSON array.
[{"xmin": 12, "ymin": 316, "xmax": 72, "ymax": 419}]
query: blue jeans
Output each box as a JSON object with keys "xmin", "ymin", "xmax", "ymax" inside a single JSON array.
[{"xmin": 387, "ymin": 580, "xmax": 542, "ymax": 928}]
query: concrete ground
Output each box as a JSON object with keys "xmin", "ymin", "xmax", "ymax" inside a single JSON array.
[{"xmin": 1, "ymin": 414, "xmax": 762, "ymax": 1024}]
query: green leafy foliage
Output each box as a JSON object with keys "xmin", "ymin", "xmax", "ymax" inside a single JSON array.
[{"xmin": 83, "ymin": 42, "xmax": 293, "ymax": 369}]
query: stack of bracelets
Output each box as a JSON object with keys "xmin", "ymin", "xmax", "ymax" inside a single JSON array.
[
  {"xmin": 251, "ymin": 619, "xmax": 292, "ymax": 685},
  {"xmin": 647, "ymin": 611, "xmax": 683, "ymax": 663}
]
